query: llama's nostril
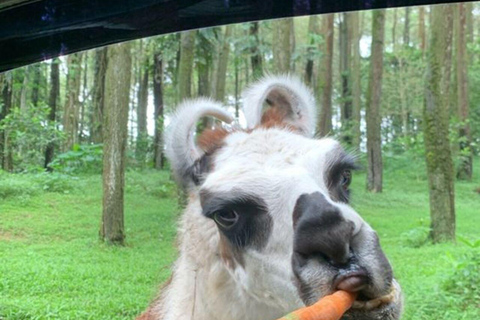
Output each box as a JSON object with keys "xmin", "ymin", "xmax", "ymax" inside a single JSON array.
[{"xmin": 336, "ymin": 275, "xmax": 367, "ymax": 292}]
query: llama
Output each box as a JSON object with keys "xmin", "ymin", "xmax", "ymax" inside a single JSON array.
[{"xmin": 137, "ymin": 75, "xmax": 403, "ymax": 320}]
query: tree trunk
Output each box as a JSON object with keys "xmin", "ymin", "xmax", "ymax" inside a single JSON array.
[
  {"xmin": 177, "ymin": 30, "xmax": 196, "ymax": 102},
  {"xmin": 0, "ymin": 72, "xmax": 13, "ymax": 171},
  {"xmin": 339, "ymin": 13, "xmax": 352, "ymax": 145},
  {"xmin": 419, "ymin": 7, "xmax": 426, "ymax": 52},
  {"xmin": 366, "ymin": 10, "xmax": 386, "ymax": 193},
  {"xmin": 62, "ymin": 52, "xmax": 83, "ymax": 152},
  {"xmin": 250, "ymin": 22, "xmax": 263, "ymax": 79},
  {"xmin": 153, "ymin": 52, "xmax": 165, "ymax": 170},
  {"xmin": 100, "ymin": 43, "xmax": 131, "ymax": 245},
  {"xmin": 19, "ymin": 67, "xmax": 29, "ymax": 111},
  {"xmin": 456, "ymin": 3, "xmax": 472, "ymax": 180},
  {"xmin": 465, "ymin": 2, "xmax": 474, "ymax": 43},
  {"xmin": 304, "ymin": 16, "xmax": 319, "ymax": 86},
  {"xmin": 44, "ymin": 58, "xmax": 60, "ymax": 171},
  {"xmin": 197, "ymin": 32, "xmax": 212, "ymax": 97},
  {"xmin": 392, "ymin": 10, "xmax": 397, "ymax": 52},
  {"xmin": 317, "ymin": 14, "xmax": 334, "ymax": 136},
  {"xmin": 91, "ymin": 47, "xmax": 108, "ymax": 144},
  {"xmin": 403, "ymin": 7, "xmax": 410, "ymax": 47},
  {"xmin": 31, "ymin": 64, "xmax": 41, "ymax": 107},
  {"xmin": 136, "ymin": 46, "xmax": 149, "ymax": 166},
  {"xmin": 272, "ymin": 18, "xmax": 294, "ymax": 73},
  {"xmin": 350, "ymin": 11, "xmax": 362, "ymax": 150},
  {"xmin": 214, "ymin": 25, "xmax": 233, "ymax": 103},
  {"xmin": 423, "ymin": 4, "xmax": 455, "ymax": 243}
]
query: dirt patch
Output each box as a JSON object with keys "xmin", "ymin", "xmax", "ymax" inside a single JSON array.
[
  {"xmin": 475, "ymin": 187, "xmax": 480, "ymax": 194},
  {"xmin": 0, "ymin": 229, "xmax": 27, "ymax": 241}
]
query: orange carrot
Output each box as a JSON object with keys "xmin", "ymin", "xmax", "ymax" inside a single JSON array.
[{"xmin": 276, "ymin": 290, "xmax": 357, "ymax": 320}]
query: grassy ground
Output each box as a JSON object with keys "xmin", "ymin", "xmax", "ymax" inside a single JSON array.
[{"xmin": 1, "ymin": 156, "xmax": 479, "ymax": 320}]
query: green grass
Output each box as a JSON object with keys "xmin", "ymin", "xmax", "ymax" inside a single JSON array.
[
  {"xmin": 1, "ymin": 156, "xmax": 479, "ymax": 320},
  {"xmin": 0, "ymin": 170, "xmax": 179, "ymax": 320}
]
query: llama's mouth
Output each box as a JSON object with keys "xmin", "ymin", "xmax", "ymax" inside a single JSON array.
[{"xmin": 351, "ymin": 285, "xmax": 397, "ymax": 311}]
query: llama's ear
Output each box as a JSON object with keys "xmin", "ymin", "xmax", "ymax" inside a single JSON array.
[
  {"xmin": 166, "ymin": 98, "xmax": 234, "ymax": 189},
  {"xmin": 242, "ymin": 75, "xmax": 317, "ymax": 137}
]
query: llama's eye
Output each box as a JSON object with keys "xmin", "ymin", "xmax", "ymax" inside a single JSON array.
[
  {"xmin": 341, "ymin": 170, "xmax": 352, "ymax": 189},
  {"xmin": 213, "ymin": 210, "xmax": 239, "ymax": 229}
]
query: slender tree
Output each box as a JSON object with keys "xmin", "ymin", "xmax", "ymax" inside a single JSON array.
[
  {"xmin": 418, "ymin": 7, "xmax": 427, "ymax": 52},
  {"xmin": 304, "ymin": 16, "xmax": 319, "ymax": 86},
  {"xmin": 317, "ymin": 14, "xmax": 334, "ymax": 136},
  {"xmin": 339, "ymin": 13, "xmax": 352, "ymax": 145},
  {"xmin": 0, "ymin": 72, "xmax": 13, "ymax": 171},
  {"xmin": 366, "ymin": 10, "xmax": 386, "ymax": 193},
  {"xmin": 350, "ymin": 11, "xmax": 362, "ymax": 150},
  {"xmin": 100, "ymin": 43, "xmax": 131, "ymax": 245},
  {"xmin": 250, "ymin": 22, "xmax": 263, "ymax": 79},
  {"xmin": 44, "ymin": 58, "xmax": 60, "ymax": 171},
  {"xmin": 423, "ymin": 4, "xmax": 455, "ymax": 243},
  {"xmin": 62, "ymin": 52, "xmax": 83, "ymax": 152},
  {"xmin": 272, "ymin": 18, "xmax": 294, "ymax": 73},
  {"xmin": 456, "ymin": 3, "xmax": 472, "ymax": 180},
  {"xmin": 136, "ymin": 41, "xmax": 149, "ymax": 166},
  {"xmin": 403, "ymin": 7, "xmax": 410, "ymax": 47},
  {"xmin": 177, "ymin": 30, "xmax": 196, "ymax": 101},
  {"xmin": 214, "ymin": 25, "xmax": 233, "ymax": 103},
  {"xmin": 153, "ymin": 52, "xmax": 165, "ymax": 170},
  {"xmin": 91, "ymin": 47, "xmax": 108, "ymax": 144}
]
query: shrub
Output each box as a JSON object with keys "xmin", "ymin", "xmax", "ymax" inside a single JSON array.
[
  {"xmin": 49, "ymin": 144, "xmax": 103, "ymax": 174},
  {"xmin": 442, "ymin": 237, "xmax": 480, "ymax": 306}
]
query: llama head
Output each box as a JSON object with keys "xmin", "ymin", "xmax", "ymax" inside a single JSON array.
[{"xmin": 166, "ymin": 75, "xmax": 402, "ymax": 319}]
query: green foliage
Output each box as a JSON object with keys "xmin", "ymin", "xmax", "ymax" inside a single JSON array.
[
  {"xmin": 442, "ymin": 237, "xmax": 480, "ymax": 307},
  {"xmin": 49, "ymin": 144, "xmax": 103, "ymax": 174},
  {"xmin": 0, "ymin": 105, "xmax": 64, "ymax": 172},
  {"xmin": 400, "ymin": 225, "xmax": 430, "ymax": 248}
]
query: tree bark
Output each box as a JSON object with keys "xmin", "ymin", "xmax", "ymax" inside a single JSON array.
[
  {"xmin": 44, "ymin": 58, "xmax": 60, "ymax": 171},
  {"xmin": 31, "ymin": 64, "xmax": 42, "ymax": 107},
  {"xmin": 366, "ymin": 10, "xmax": 386, "ymax": 193},
  {"xmin": 350, "ymin": 11, "xmax": 362, "ymax": 150},
  {"xmin": 272, "ymin": 18, "xmax": 294, "ymax": 73},
  {"xmin": 423, "ymin": 4, "xmax": 455, "ymax": 243},
  {"xmin": 91, "ymin": 47, "xmax": 108, "ymax": 144},
  {"xmin": 250, "ymin": 22, "xmax": 263, "ymax": 79},
  {"xmin": 0, "ymin": 72, "xmax": 13, "ymax": 171},
  {"xmin": 403, "ymin": 7, "xmax": 410, "ymax": 47},
  {"xmin": 339, "ymin": 13, "xmax": 352, "ymax": 145},
  {"xmin": 317, "ymin": 14, "xmax": 334, "ymax": 137},
  {"xmin": 62, "ymin": 52, "xmax": 83, "ymax": 152},
  {"xmin": 392, "ymin": 10, "xmax": 397, "ymax": 52},
  {"xmin": 304, "ymin": 16, "xmax": 319, "ymax": 86},
  {"xmin": 214, "ymin": 25, "xmax": 233, "ymax": 103},
  {"xmin": 456, "ymin": 3, "xmax": 472, "ymax": 180},
  {"xmin": 197, "ymin": 31, "xmax": 212, "ymax": 97},
  {"xmin": 136, "ymin": 43, "xmax": 149, "ymax": 166},
  {"xmin": 153, "ymin": 52, "xmax": 165, "ymax": 170},
  {"xmin": 100, "ymin": 43, "xmax": 131, "ymax": 245},
  {"xmin": 177, "ymin": 30, "xmax": 196, "ymax": 102},
  {"xmin": 419, "ymin": 7, "xmax": 426, "ymax": 52}
]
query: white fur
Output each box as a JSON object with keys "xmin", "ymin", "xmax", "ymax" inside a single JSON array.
[
  {"xmin": 147, "ymin": 76, "xmax": 402, "ymax": 320},
  {"xmin": 165, "ymin": 98, "xmax": 234, "ymax": 185}
]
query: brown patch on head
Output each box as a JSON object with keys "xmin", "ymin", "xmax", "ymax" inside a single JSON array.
[
  {"xmin": 197, "ymin": 127, "xmax": 230, "ymax": 154},
  {"xmin": 259, "ymin": 107, "xmax": 301, "ymax": 132}
]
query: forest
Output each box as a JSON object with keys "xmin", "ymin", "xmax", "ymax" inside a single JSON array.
[{"xmin": 1, "ymin": 2, "xmax": 479, "ymax": 320}]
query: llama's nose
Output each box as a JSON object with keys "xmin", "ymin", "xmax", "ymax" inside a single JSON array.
[{"xmin": 292, "ymin": 192, "xmax": 355, "ymax": 268}]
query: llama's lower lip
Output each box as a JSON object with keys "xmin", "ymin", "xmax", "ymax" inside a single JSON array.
[{"xmin": 351, "ymin": 285, "xmax": 396, "ymax": 311}]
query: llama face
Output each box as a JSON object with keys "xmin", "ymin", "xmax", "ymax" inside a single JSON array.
[{"xmin": 166, "ymin": 76, "xmax": 403, "ymax": 319}]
